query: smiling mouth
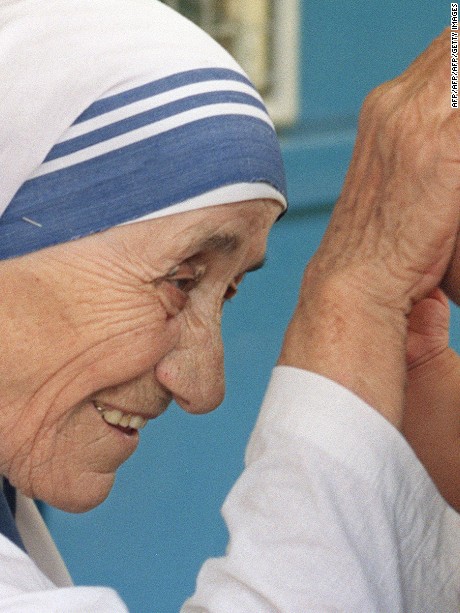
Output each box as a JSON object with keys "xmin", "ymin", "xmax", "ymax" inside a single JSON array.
[{"xmin": 93, "ymin": 402, "xmax": 148, "ymax": 432}]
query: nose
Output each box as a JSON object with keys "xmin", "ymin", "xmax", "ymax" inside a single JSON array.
[{"xmin": 154, "ymin": 313, "xmax": 225, "ymax": 414}]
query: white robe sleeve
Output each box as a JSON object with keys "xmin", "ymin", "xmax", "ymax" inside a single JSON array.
[
  {"xmin": 0, "ymin": 533, "xmax": 128, "ymax": 612},
  {"xmin": 0, "ymin": 498, "xmax": 129, "ymax": 611},
  {"xmin": 182, "ymin": 366, "xmax": 460, "ymax": 612}
]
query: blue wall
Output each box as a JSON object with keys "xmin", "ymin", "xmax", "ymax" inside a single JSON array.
[
  {"xmin": 44, "ymin": 4, "xmax": 455, "ymax": 612},
  {"xmin": 283, "ymin": 0, "xmax": 447, "ymax": 210}
]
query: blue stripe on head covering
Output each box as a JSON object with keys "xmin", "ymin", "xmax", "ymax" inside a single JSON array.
[
  {"xmin": 0, "ymin": 67, "xmax": 286, "ymax": 260},
  {"xmin": 47, "ymin": 91, "xmax": 268, "ymax": 161},
  {"xmin": 75, "ymin": 67, "xmax": 256, "ymax": 122}
]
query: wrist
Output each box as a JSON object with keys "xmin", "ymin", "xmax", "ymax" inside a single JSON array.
[{"xmin": 279, "ymin": 270, "xmax": 408, "ymax": 428}]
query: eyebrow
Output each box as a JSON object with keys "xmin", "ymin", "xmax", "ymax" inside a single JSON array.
[
  {"xmin": 196, "ymin": 232, "xmax": 241, "ymax": 254},
  {"xmin": 192, "ymin": 231, "xmax": 266, "ymax": 274}
]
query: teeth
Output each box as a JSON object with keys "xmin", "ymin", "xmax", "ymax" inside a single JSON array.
[
  {"xmin": 100, "ymin": 408, "xmax": 122, "ymax": 425},
  {"xmin": 94, "ymin": 405, "xmax": 147, "ymax": 430},
  {"xmin": 129, "ymin": 415, "xmax": 147, "ymax": 429},
  {"xmin": 119, "ymin": 414, "xmax": 131, "ymax": 428}
]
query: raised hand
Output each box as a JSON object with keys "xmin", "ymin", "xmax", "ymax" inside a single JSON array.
[{"xmin": 280, "ymin": 29, "xmax": 460, "ymax": 428}]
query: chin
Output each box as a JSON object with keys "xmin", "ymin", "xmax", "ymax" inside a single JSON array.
[{"xmin": 37, "ymin": 473, "xmax": 116, "ymax": 514}]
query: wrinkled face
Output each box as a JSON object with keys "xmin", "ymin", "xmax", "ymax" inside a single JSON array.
[{"xmin": 0, "ymin": 199, "xmax": 280, "ymax": 512}]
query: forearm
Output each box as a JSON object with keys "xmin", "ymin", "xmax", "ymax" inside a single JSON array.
[{"xmin": 278, "ymin": 270, "xmax": 408, "ymax": 429}]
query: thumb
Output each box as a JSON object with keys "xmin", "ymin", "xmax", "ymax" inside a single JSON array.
[{"xmin": 406, "ymin": 288, "xmax": 450, "ymax": 369}]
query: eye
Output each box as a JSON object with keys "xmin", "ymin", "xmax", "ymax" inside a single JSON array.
[
  {"xmin": 223, "ymin": 273, "xmax": 244, "ymax": 302},
  {"xmin": 165, "ymin": 263, "xmax": 203, "ymax": 294},
  {"xmin": 224, "ymin": 281, "xmax": 238, "ymax": 301}
]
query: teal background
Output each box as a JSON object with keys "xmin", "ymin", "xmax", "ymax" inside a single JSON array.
[{"xmin": 44, "ymin": 3, "xmax": 456, "ymax": 612}]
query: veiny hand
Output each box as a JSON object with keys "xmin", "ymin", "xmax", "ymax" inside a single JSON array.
[
  {"xmin": 312, "ymin": 28, "xmax": 460, "ymax": 309},
  {"xmin": 280, "ymin": 29, "xmax": 460, "ymax": 427},
  {"xmin": 403, "ymin": 289, "xmax": 460, "ymax": 512}
]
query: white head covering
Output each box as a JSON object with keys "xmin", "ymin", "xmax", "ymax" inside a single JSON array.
[{"xmin": 0, "ymin": 0, "xmax": 286, "ymax": 259}]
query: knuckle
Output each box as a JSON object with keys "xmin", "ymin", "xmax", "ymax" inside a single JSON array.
[
  {"xmin": 359, "ymin": 80, "xmax": 401, "ymax": 135},
  {"xmin": 360, "ymin": 83, "xmax": 387, "ymax": 118}
]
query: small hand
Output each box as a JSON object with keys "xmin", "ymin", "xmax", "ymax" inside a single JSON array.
[
  {"xmin": 403, "ymin": 289, "xmax": 460, "ymax": 512},
  {"xmin": 406, "ymin": 288, "xmax": 449, "ymax": 370}
]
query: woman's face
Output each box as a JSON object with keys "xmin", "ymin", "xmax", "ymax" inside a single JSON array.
[{"xmin": 0, "ymin": 199, "xmax": 280, "ymax": 512}]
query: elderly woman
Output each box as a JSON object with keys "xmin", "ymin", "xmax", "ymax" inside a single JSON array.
[{"xmin": 1, "ymin": 1, "xmax": 460, "ymax": 611}]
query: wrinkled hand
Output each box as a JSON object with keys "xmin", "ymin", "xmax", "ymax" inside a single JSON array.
[
  {"xmin": 280, "ymin": 29, "xmax": 460, "ymax": 427},
  {"xmin": 313, "ymin": 28, "xmax": 460, "ymax": 309},
  {"xmin": 403, "ymin": 290, "xmax": 460, "ymax": 512}
]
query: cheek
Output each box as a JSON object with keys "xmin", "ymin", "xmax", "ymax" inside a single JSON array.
[
  {"xmin": 77, "ymin": 303, "xmax": 181, "ymax": 396},
  {"xmin": 21, "ymin": 290, "xmax": 181, "ymax": 410}
]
